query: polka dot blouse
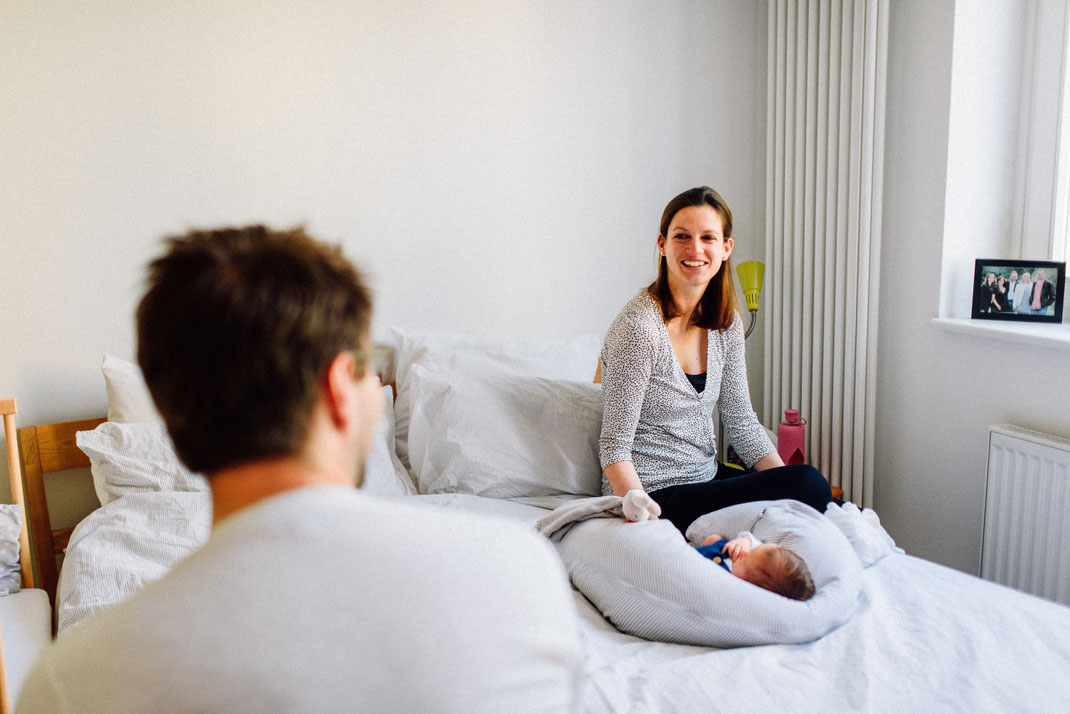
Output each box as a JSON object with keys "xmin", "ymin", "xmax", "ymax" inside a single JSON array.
[{"xmin": 599, "ymin": 290, "xmax": 775, "ymax": 495}]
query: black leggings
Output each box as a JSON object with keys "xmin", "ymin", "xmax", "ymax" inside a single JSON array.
[{"xmin": 649, "ymin": 463, "xmax": 833, "ymax": 535}]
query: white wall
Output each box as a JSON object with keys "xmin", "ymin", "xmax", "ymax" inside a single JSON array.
[
  {"xmin": 876, "ymin": 0, "xmax": 1070, "ymax": 574},
  {"xmin": 7, "ymin": 0, "xmax": 1066, "ymax": 578},
  {"xmin": 0, "ymin": 2, "xmax": 767, "ymax": 506}
]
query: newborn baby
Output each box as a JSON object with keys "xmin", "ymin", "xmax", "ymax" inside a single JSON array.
[{"xmin": 696, "ymin": 531, "xmax": 814, "ymax": 601}]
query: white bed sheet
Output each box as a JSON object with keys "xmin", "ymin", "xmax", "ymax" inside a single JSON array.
[
  {"xmin": 0, "ymin": 588, "xmax": 51, "ymax": 705},
  {"xmin": 411, "ymin": 494, "xmax": 1070, "ymax": 712},
  {"xmin": 56, "ymin": 490, "xmax": 1070, "ymax": 712},
  {"xmin": 570, "ymin": 554, "xmax": 1070, "ymax": 712}
]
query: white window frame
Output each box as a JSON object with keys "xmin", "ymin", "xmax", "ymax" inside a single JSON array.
[
  {"xmin": 1053, "ymin": 0, "xmax": 1070, "ymax": 263},
  {"xmin": 1016, "ymin": 0, "xmax": 1070, "ymax": 263}
]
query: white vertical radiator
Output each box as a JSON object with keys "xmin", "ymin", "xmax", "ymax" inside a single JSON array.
[
  {"xmin": 981, "ymin": 425, "xmax": 1070, "ymax": 606},
  {"xmin": 763, "ymin": 0, "xmax": 888, "ymax": 507}
]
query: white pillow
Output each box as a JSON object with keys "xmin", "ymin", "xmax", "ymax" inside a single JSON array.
[
  {"xmin": 0, "ymin": 504, "xmax": 22, "ymax": 595},
  {"xmin": 556, "ymin": 500, "xmax": 863, "ymax": 648},
  {"xmin": 76, "ymin": 422, "xmax": 208, "ymax": 506},
  {"xmin": 102, "ymin": 355, "xmax": 163, "ymax": 424},
  {"xmin": 389, "ymin": 328, "xmax": 601, "ymax": 474},
  {"xmin": 0, "ymin": 503, "xmax": 22, "ymax": 599},
  {"xmin": 407, "ymin": 365, "xmax": 604, "ymax": 497},
  {"xmin": 360, "ymin": 385, "xmax": 417, "ymax": 497},
  {"xmin": 82, "ymin": 389, "xmax": 413, "ymax": 505}
]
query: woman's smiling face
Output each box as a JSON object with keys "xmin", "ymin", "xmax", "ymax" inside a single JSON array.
[{"xmin": 657, "ymin": 204, "xmax": 733, "ymax": 293}]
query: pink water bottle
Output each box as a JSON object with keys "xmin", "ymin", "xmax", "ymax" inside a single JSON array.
[{"xmin": 777, "ymin": 409, "xmax": 807, "ymax": 465}]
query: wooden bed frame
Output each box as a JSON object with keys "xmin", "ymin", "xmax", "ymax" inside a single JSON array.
[
  {"xmin": 2, "ymin": 398, "xmax": 28, "ymax": 714},
  {"xmin": 17, "ymin": 416, "xmax": 106, "ymax": 611}
]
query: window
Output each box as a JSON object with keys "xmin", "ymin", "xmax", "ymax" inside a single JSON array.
[
  {"xmin": 1017, "ymin": 0, "xmax": 1070, "ymax": 263},
  {"xmin": 938, "ymin": 1, "xmax": 1070, "ymax": 321}
]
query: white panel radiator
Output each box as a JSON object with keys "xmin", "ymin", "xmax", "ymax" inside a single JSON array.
[{"xmin": 981, "ymin": 425, "xmax": 1070, "ymax": 606}]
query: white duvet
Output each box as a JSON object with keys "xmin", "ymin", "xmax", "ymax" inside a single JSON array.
[
  {"xmin": 57, "ymin": 491, "xmax": 211, "ymax": 633},
  {"xmin": 58, "ymin": 491, "xmax": 1070, "ymax": 712}
]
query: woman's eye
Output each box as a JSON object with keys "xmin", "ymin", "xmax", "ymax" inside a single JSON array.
[{"xmin": 673, "ymin": 234, "xmax": 689, "ymax": 241}]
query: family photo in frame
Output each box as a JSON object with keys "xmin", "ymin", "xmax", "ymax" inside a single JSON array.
[{"xmin": 972, "ymin": 259, "xmax": 1065, "ymax": 322}]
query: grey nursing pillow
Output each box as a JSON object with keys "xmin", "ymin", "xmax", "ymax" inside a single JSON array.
[{"xmin": 555, "ymin": 500, "xmax": 862, "ymax": 648}]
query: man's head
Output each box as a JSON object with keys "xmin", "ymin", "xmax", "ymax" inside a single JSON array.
[
  {"xmin": 137, "ymin": 225, "xmax": 375, "ymax": 475},
  {"xmin": 732, "ymin": 543, "xmax": 815, "ymax": 601}
]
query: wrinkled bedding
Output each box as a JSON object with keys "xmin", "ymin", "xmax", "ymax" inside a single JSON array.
[
  {"xmin": 57, "ymin": 491, "xmax": 211, "ymax": 633},
  {"xmin": 56, "ymin": 490, "xmax": 1070, "ymax": 712}
]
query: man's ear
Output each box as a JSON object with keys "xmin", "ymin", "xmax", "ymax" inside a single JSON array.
[{"xmin": 323, "ymin": 352, "xmax": 356, "ymax": 428}]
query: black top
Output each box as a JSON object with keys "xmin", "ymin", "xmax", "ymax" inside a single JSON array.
[{"xmin": 685, "ymin": 371, "xmax": 707, "ymax": 394}]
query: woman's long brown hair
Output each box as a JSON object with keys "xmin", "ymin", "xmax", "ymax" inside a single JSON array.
[{"xmin": 647, "ymin": 186, "xmax": 741, "ymax": 331}]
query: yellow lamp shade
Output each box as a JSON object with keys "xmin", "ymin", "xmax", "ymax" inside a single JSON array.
[{"xmin": 736, "ymin": 260, "xmax": 765, "ymax": 312}]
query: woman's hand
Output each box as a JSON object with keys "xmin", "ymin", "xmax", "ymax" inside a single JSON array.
[{"xmin": 622, "ymin": 489, "xmax": 662, "ymax": 522}]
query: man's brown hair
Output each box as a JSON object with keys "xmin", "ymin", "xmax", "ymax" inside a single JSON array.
[
  {"xmin": 748, "ymin": 546, "xmax": 815, "ymax": 601},
  {"xmin": 137, "ymin": 225, "xmax": 372, "ymax": 474},
  {"xmin": 647, "ymin": 186, "xmax": 742, "ymax": 330}
]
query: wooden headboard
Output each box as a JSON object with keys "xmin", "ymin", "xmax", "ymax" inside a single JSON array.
[{"xmin": 18, "ymin": 416, "xmax": 106, "ymax": 609}]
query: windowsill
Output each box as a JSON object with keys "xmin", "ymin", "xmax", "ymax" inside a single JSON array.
[{"xmin": 932, "ymin": 317, "xmax": 1070, "ymax": 350}]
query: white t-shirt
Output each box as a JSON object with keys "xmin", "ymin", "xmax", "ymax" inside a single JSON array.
[{"xmin": 18, "ymin": 486, "xmax": 582, "ymax": 713}]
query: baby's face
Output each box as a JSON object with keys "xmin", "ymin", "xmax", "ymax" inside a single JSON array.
[{"xmin": 732, "ymin": 543, "xmax": 779, "ymax": 584}]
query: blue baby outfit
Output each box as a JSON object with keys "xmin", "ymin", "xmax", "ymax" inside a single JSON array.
[{"xmin": 696, "ymin": 539, "xmax": 733, "ymax": 572}]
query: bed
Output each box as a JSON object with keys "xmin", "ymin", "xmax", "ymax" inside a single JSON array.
[
  {"xmin": 1, "ymin": 399, "xmax": 51, "ymax": 712},
  {"xmin": 20, "ymin": 336, "xmax": 1070, "ymax": 712}
]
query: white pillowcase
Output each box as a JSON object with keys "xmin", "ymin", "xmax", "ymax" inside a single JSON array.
[
  {"xmin": 390, "ymin": 328, "xmax": 601, "ymax": 474},
  {"xmin": 76, "ymin": 422, "xmax": 209, "ymax": 506},
  {"xmin": 407, "ymin": 364, "xmax": 604, "ymax": 497},
  {"xmin": 82, "ymin": 386, "xmax": 414, "ymax": 505},
  {"xmin": 361, "ymin": 385, "xmax": 417, "ymax": 497},
  {"xmin": 102, "ymin": 355, "xmax": 163, "ymax": 424},
  {"xmin": 0, "ymin": 504, "xmax": 23, "ymax": 595}
]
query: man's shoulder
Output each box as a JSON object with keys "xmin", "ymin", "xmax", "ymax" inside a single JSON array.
[
  {"xmin": 220, "ymin": 487, "xmax": 560, "ymax": 572},
  {"xmin": 263, "ymin": 487, "xmax": 545, "ymax": 540},
  {"xmin": 19, "ymin": 489, "xmax": 580, "ymax": 712}
]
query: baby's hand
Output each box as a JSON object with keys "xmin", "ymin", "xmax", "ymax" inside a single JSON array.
[
  {"xmin": 724, "ymin": 537, "xmax": 752, "ymax": 560},
  {"xmin": 700, "ymin": 534, "xmax": 725, "ymax": 547},
  {"xmin": 622, "ymin": 489, "xmax": 662, "ymax": 522}
]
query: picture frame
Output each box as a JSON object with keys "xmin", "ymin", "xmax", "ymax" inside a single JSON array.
[{"xmin": 972, "ymin": 259, "xmax": 1065, "ymax": 322}]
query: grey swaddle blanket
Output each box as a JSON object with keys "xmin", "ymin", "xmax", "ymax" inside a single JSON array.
[{"xmin": 535, "ymin": 496, "xmax": 624, "ymax": 542}]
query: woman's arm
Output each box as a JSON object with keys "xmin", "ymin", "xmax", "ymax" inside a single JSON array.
[
  {"xmin": 717, "ymin": 312, "xmax": 777, "ymax": 466},
  {"xmin": 751, "ymin": 452, "xmax": 785, "ymax": 471},
  {"xmin": 603, "ymin": 460, "xmax": 645, "ymax": 496},
  {"xmin": 599, "ymin": 310, "xmax": 657, "ymax": 485}
]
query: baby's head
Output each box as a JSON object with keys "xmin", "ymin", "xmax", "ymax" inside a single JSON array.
[{"xmin": 733, "ymin": 543, "xmax": 814, "ymax": 601}]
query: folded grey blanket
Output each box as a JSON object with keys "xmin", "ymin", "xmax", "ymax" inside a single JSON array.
[{"xmin": 535, "ymin": 495, "xmax": 624, "ymax": 542}]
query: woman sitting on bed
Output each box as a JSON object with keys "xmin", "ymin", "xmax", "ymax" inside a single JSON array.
[{"xmin": 599, "ymin": 186, "xmax": 832, "ymax": 534}]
